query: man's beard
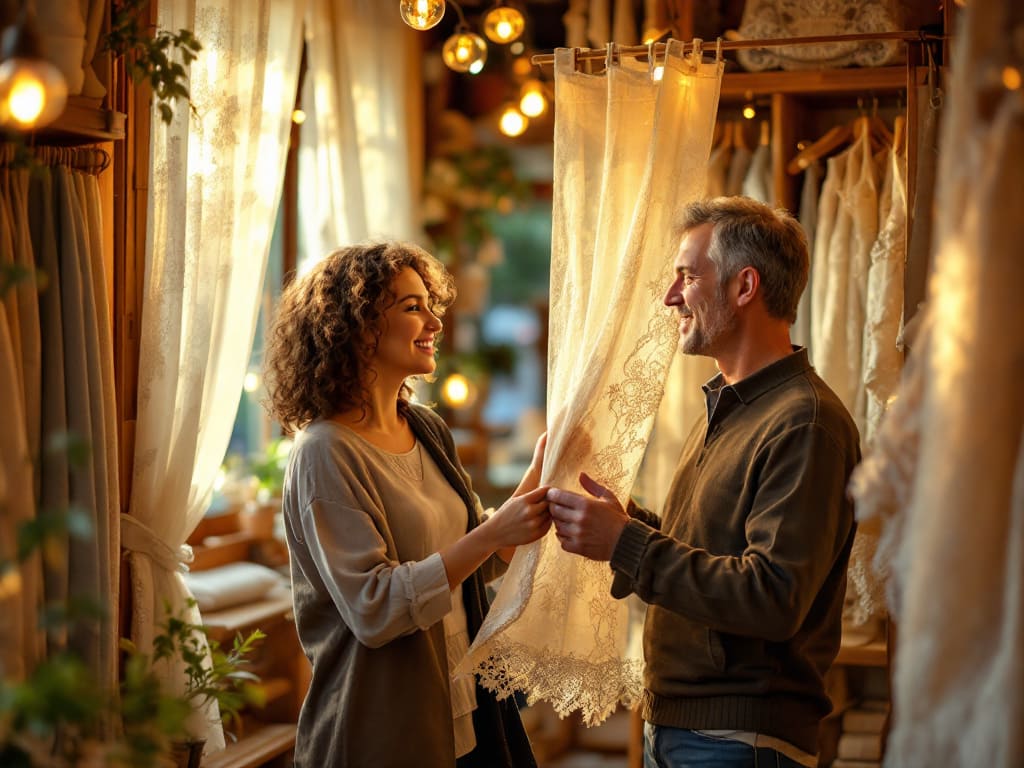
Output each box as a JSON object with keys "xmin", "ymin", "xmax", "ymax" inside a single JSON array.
[{"xmin": 680, "ymin": 285, "xmax": 735, "ymax": 356}]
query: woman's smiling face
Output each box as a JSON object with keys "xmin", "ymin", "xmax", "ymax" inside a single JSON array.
[{"xmin": 370, "ymin": 266, "xmax": 443, "ymax": 381}]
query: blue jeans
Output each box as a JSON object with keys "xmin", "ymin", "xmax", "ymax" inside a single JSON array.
[{"xmin": 643, "ymin": 723, "xmax": 807, "ymax": 768}]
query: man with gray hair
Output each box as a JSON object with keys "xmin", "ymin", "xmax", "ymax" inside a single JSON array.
[{"xmin": 547, "ymin": 197, "xmax": 860, "ymax": 767}]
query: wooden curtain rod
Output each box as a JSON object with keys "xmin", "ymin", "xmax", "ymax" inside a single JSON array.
[{"xmin": 530, "ymin": 31, "xmax": 944, "ymax": 66}]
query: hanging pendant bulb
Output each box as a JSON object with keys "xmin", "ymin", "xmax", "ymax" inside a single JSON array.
[
  {"xmin": 399, "ymin": 0, "xmax": 446, "ymax": 31},
  {"xmin": 0, "ymin": 6, "xmax": 68, "ymax": 130},
  {"xmin": 519, "ymin": 79, "xmax": 547, "ymax": 118},
  {"xmin": 482, "ymin": 3, "xmax": 525, "ymax": 44},
  {"xmin": 498, "ymin": 104, "xmax": 528, "ymax": 137},
  {"xmin": 442, "ymin": 28, "xmax": 487, "ymax": 73}
]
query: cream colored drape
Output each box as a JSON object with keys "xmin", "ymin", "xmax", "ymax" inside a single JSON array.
[
  {"xmin": 461, "ymin": 42, "xmax": 722, "ymax": 724},
  {"xmin": 125, "ymin": 0, "xmax": 303, "ymax": 750},
  {"xmin": 850, "ymin": 2, "xmax": 1024, "ymax": 765},
  {"xmin": 300, "ymin": 0, "xmax": 422, "ymax": 264}
]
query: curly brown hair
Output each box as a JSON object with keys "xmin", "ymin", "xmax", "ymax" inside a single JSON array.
[{"xmin": 263, "ymin": 241, "xmax": 456, "ymax": 431}]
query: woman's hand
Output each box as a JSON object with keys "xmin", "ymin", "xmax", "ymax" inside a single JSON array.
[
  {"xmin": 485, "ymin": 485, "xmax": 551, "ymax": 550},
  {"xmin": 514, "ymin": 431, "xmax": 547, "ymax": 495}
]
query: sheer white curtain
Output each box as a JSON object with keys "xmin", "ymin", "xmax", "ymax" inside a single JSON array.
[
  {"xmin": 300, "ymin": 0, "xmax": 422, "ymax": 266},
  {"xmin": 461, "ymin": 42, "xmax": 722, "ymax": 724},
  {"xmin": 851, "ymin": 2, "xmax": 1024, "ymax": 765},
  {"xmin": 124, "ymin": 0, "xmax": 303, "ymax": 749}
]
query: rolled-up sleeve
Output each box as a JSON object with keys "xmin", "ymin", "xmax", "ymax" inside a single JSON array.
[{"xmin": 301, "ymin": 498, "xmax": 452, "ymax": 648}]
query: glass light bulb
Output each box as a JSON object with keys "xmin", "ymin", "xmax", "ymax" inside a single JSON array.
[
  {"xmin": 483, "ymin": 5, "xmax": 525, "ymax": 44},
  {"xmin": 499, "ymin": 106, "xmax": 527, "ymax": 137},
  {"xmin": 399, "ymin": 0, "xmax": 445, "ymax": 31},
  {"xmin": 0, "ymin": 57, "xmax": 67, "ymax": 129},
  {"xmin": 519, "ymin": 80, "xmax": 547, "ymax": 117},
  {"xmin": 442, "ymin": 31, "xmax": 487, "ymax": 73}
]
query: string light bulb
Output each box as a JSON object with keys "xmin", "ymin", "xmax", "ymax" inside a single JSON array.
[
  {"xmin": 399, "ymin": 0, "xmax": 446, "ymax": 30},
  {"xmin": 442, "ymin": 27, "xmax": 487, "ymax": 73},
  {"xmin": 482, "ymin": 2, "xmax": 525, "ymax": 44},
  {"xmin": 441, "ymin": 373, "xmax": 476, "ymax": 408},
  {"xmin": 742, "ymin": 103, "xmax": 756, "ymax": 119},
  {"xmin": 519, "ymin": 79, "xmax": 547, "ymax": 118},
  {"xmin": 0, "ymin": 6, "xmax": 68, "ymax": 129},
  {"xmin": 498, "ymin": 104, "xmax": 528, "ymax": 137}
]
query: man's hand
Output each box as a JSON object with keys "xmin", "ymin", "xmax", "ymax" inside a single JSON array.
[{"xmin": 547, "ymin": 472, "xmax": 629, "ymax": 561}]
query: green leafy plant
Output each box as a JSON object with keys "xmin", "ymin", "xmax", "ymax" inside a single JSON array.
[
  {"xmin": 104, "ymin": 0, "xmax": 202, "ymax": 124},
  {"xmin": 121, "ymin": 601, "xmax": 267, "ymax": 743}
]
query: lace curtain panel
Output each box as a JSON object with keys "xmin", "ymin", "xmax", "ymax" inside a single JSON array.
[
  {"xmin": 300, "ymin": 0, "xmax": 422, "ymax": 265},
  {"xmin": 850, "ymin": 1, "xmax": 1024, "ymax": 765},
  {"xmin": 460, "ymin": 41, "xmax": 723, "ymax": 725},
  {"xmin": 125, "ymin": 0, "xmax": 303, "ymax": 750}
]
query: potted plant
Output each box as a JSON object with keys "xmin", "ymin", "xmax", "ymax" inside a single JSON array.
[{"xmin": 121, "ymin": 601, "xmax": 266, "ymax": 768}]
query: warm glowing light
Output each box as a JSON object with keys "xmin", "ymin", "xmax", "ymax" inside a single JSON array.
[
  {"xmin": 292, "ymin": 108, "xmax": 306, "ymax": 124},
  {"xmin": 0, "ymin": 58, "xmax": 67, "ymax": 128},
  {"xmin": 499, "ymin": 105, "xmax": 528, "ymax": 137},
  {"xmin": 399, "ymin": 0, "xmax": 445, "ymax": 30},
  {"xmin": 519, "ymin": 80, "xmax": 547, "ymax": 117},
  {"xmin": 243, "ymin": 372, "xmax": 261, "ymax": 392},
  {"xmin": 512, "ymin": 56, "xmax": 533, "ymax": 78},
  {"xmin": 442, "ymin": 30, "xmax": 487, "ymax": 73},
  {"xmin": 441, "ymin": 373, "xmax": 475, "ymax": 408},
  {"xmin": 483, "ymin": 4, "xmax": 525, "ymax": 44},
  {"xmin": 652, "ymin": 65, "xmax": 664, "ymax": 81},
  {"xmin": 742, "ymin": 104, "xmax": 756, "ymax": 119},
  {"xmin": 1002, "ymin": 66, "xmax": 1022, "ymax": 91},
  {"xmin": 510, "ymin": 41, "xmax": 525, "ymax": 55}
]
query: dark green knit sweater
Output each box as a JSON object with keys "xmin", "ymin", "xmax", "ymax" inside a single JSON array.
[{"xmin": 611, "ymin": 349, "xmax": 860, "ymax": 754}]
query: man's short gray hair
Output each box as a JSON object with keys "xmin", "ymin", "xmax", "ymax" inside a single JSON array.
[{"xmin": 676, "ymin": 197, "xmax": 809, "ymax": 324}]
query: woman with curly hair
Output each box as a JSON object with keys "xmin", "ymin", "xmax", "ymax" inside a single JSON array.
[{"xmin": 264, "ymin": 241, "xmax": 548, "ymax": 768}]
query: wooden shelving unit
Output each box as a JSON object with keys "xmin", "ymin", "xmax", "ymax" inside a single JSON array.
[
  {"xmin": 720, "ymin": 65, "xmax": 907, "ymax": 100},
  {"xmin": 36, "ymin": 96, "xmax": 126, "ymax": 145}
]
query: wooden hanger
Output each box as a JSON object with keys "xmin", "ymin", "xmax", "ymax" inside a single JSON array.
[
  {"xmin": 759, "ymin": 119, "xmax": 770, "ymax": 147},
  {"xmin": 714, "ymin": 120, "xmax": 734, "ymax": 151},
  {"xmin": 786, "ymin": 124, "xmax": 852, "ymax": 175}
]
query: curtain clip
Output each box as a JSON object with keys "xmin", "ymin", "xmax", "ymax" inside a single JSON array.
[
  {"xmin": 715, "ymin": 36, "xmax": 723, "ymax": 62},
  {"xmin": 606, "ymin": 42, "xmax": 617, "ymax": 71},
  {"xmin": 690, "ymin": 37, "xmax": 703, "ymax": 69}
]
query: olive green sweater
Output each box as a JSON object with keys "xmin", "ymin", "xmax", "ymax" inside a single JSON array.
[{"xmin": 611, "ymin": 349, "xmax": 859, "ymax": 754}]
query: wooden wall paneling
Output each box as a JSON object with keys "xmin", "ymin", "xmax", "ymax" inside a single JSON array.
[{"xmin": 771, "ymin": 92, "xmax": 802, "ymax": 213}]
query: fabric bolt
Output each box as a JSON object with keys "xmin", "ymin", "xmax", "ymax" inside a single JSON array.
[
  {"xmin": 851, "ymin": 2, "xmax": 1024, "ymax": 764},
  {"xmin": 459, "ymin": 42, "xmax": 722, "ymax": 726}
]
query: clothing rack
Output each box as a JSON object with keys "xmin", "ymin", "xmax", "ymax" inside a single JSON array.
[
  {"xmin": 530, "ymin": 30, "xmax": 944, "ymax": 66},
  {"xmin": 0, "ymin": 142, "xmax": 112, "ymax": 175}
]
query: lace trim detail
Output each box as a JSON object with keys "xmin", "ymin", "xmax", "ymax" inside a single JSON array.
[{"xmin": 473, "ymin": 637, "xmax": 643, "ymax": 726}]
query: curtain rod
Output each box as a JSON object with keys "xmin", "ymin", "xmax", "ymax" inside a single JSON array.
[
  {"xmin": 0, "ymin": 143, "xmax": 111, "ymax": 175},
  {"xmin": 530, "ymin": 31, "xmax": 943, "ymax": 66}
]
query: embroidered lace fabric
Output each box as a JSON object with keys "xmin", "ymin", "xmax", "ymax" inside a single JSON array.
[
  {"xmin": 850, "ymin": 2, "xmax": 1024, "ymax": 764},
  {"xmin": 458, "ymin": 41, "xmax": 723, "ymax": 725},
  {"xmin": 736, "ymin": 0, "xmax": 901, "ymax": 72}
]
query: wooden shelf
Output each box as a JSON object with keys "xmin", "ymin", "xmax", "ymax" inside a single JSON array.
[
  {"xmin": 36, "ymin": 96, "xmax": 126, "ymax": 145},
  {"xmin": 720, "ymin": 66, "xmax": 907, "ymax": 100},
  {"xmin": 203, "ymin": 723, "xmax": 296, "ymax": 768}
]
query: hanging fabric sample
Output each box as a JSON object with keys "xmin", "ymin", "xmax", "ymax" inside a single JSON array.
[
  {"xmin": 460, "ymin": 41, "xmax": 723, "ymax": 724},
  {"xmin": 851, "ymin": 2, "xmax": 1024, "ymax": 765}
]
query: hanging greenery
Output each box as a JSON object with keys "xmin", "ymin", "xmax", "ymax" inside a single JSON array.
[{"xmin": 104, "ymin": 0, "xmax": 202, "ymax": 124}]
